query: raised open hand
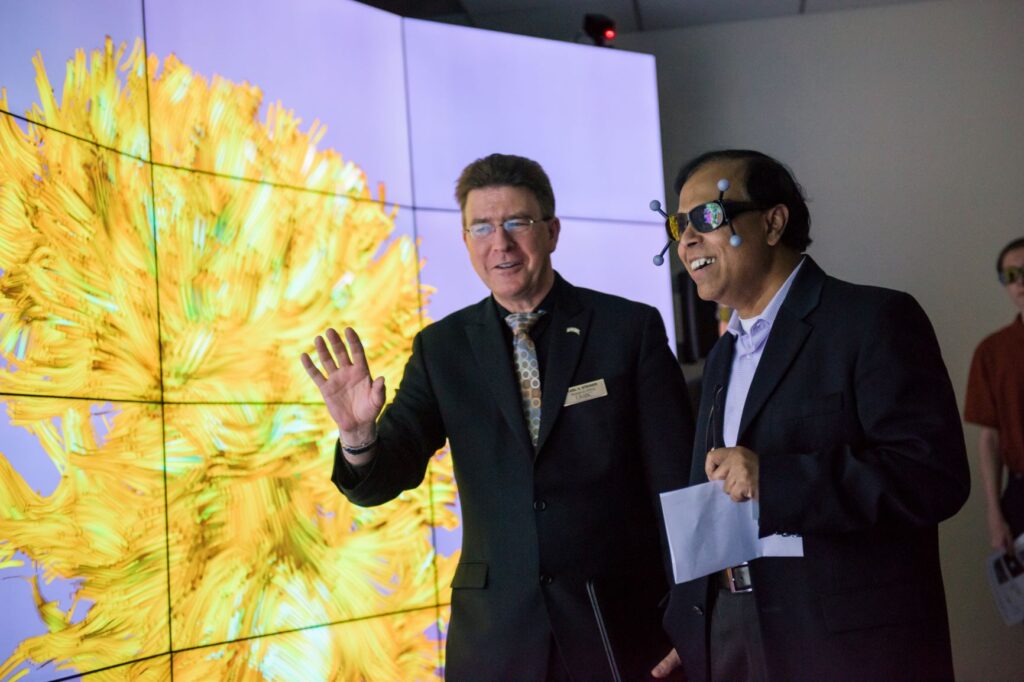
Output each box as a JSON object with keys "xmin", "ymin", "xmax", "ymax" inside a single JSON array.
[{"xmin": 300, "ymin": 327, "xmax": 385, "ymax": 442}]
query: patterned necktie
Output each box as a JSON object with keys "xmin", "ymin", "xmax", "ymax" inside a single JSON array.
[{"xmin": 505, "ymin": 311, "xmax": 545, "ymax": 448}]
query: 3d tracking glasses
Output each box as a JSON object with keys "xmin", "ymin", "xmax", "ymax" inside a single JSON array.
[{"xmin": 664, "ymin": 200, "xmax": 765, "ymax": 242}]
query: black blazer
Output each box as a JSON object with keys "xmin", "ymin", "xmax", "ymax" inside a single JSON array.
[
  {"xmin": 664, "ymin": 258, "xmax": 970, "ymax": 682},
  {"xmin": 335, "ymin": 274, "xmax": 694, "ymax": 681}
]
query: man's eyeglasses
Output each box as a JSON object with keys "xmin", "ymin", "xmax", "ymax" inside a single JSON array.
[
  {"xmin": 465, "ymin": 217, "xmax": 548, "ymax": 240},
  {"xmin": 999, "ymin": 266, "xmax": 1024, "ymax": 285},
  {"xmin": 665, "ymin": 201, "xmax": 765, "ymax": 242}
]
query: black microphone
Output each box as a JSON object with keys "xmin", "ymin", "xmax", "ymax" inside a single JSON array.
[{"xmin": 649, "ymin": 199, "xmax": 671, "ymax": 266}]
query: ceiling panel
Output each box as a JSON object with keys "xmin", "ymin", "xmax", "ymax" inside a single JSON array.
[
  {"xmin": 463, "ymin": 0, "xmax": 638, "ymax": 41},
  {"xmin": 355, "ymin": 0, "xmax": 945, "ymax": 41},
  {"xmin": 804, "ymin": 0, "xmax": 934, "ymax": 12},
  {"xmin": 460, "ymin": 0, "xmax": 558, "ymax": 14},
  {"xmin": 637, "ymin": 0, "xmax": 802, "ymax": 30}
]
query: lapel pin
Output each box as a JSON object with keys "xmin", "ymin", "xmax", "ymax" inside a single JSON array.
[{"xmin": 566, "ymin": 326, "xmax": 581, "ymax": 335}]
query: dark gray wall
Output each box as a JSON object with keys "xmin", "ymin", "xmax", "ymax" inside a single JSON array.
[{"xmin": 620, "ymin": 1, "xmax": 1024, "ymax": 679}]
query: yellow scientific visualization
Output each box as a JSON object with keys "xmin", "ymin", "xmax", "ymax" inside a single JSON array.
[{"xmin": 0, "ymin": 37, "xmax": 458, "ymax": 680}]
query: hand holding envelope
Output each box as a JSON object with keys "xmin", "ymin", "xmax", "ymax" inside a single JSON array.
[{"xmin": 659, "ymin": 480, "xmax": 804, "ymax": 584}]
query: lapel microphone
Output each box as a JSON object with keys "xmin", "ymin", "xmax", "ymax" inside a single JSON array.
[{"xmin": 649, "ymin": 199, "xmax": 672, "ymax": 266}]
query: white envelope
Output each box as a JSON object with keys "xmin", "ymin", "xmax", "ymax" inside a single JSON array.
[{"xmin": 660, "ymin": 480, "xmax": 804, "ymax": 584}]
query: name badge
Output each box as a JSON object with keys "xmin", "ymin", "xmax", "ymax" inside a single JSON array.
[{"xmin": 564, "ymin": 379, "xmax": 608, "ymax": 407}]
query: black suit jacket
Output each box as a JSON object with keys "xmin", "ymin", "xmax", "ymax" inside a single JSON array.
[
  {"xmin": 335, "ymin": 274, "xmax": 694, "ymax": 681},
  {"xmin": 664, "ymin": 258, "xmax": 969, "ymax": 682}
]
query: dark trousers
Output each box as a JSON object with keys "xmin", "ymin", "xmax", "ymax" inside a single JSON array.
[
  {"xmin": 708, "ymin": 588, "xmax": 768, "ymax": 682},
  {"xmin": 1003, "ymin": 471, "xmax": 1024, "ymax": 539},
  {"xmin": 546, "ymin": 637, "xmax": 572, "ymax": 682}
]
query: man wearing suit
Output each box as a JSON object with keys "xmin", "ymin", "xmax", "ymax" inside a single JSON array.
[
  {"xmin": 301, "ymin": 153, "xmax": 693, "ymax": 681},
  {"xmin": 652, "ymin": 150, "xmax": 970, "ymax": 681}
]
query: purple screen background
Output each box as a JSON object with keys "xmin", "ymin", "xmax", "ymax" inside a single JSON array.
[{"xmin": 0, "ymin": 0, "xmax": 673, "ymax": 677}]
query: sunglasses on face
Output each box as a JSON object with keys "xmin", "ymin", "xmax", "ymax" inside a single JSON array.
[
  {"xmin": 664, "ymin": 201, "xmax": 765, "ymax": 242},
  {"xmin": 1000, "ymin": 266, "xmax": 1024, "ymax": 285}
]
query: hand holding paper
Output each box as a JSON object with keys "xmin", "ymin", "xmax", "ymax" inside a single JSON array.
[
  {"xmin": 705, "ymin": 446, "xmax": 759, "ymax": 502},
  {"xmin": 986, "ymin": 533, "xmax": 1024, "ymax": 625},
  {"xmin": 660, "ymin": 480, "xmax": 804, "ymax": 584}
]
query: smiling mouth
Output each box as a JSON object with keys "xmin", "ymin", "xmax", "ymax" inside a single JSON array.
[
  {"xmin": 690, "ymin": 257, "xmax": 716, "ymax": 272},
  {"xmin": 494, "ymin": 262, "xmax": 520, "ymax": 270}
]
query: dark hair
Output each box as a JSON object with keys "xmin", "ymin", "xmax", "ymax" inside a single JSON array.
[
  {"xmin": 455, "ymin": 153, "xmax": 555, "ymax": 219},
  {"xmin": 673, "ymin": 149, "xmax": 812, "ymax": 252},
  {"xmin": 996, "ymin": 237, "xmax": 1024, "ymax": 274}
]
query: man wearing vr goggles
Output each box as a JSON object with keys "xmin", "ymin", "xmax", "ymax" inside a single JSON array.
[
  {"xmin": 966, "ymin": 238, "xmax": 1024, "ymax": 555},
  {"xmin": 653, "ymin": 149, "xmax": 969, "ymax": 682}
]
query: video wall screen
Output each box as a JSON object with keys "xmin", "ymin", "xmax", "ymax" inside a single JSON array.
[
  {"xmin": 0, "ymin": 0, "xmax": 147, "ymax": 158},
  {"xmin": 143, "ymin": 0, "xmax": 413, "ymax": 206},
  {"xmin": 404, "ymin": 18, "xmax": 666, "ymax": 224},
  {"xmin": 0, "ymin": 0, "xmax": 670, "ymax": 678}
]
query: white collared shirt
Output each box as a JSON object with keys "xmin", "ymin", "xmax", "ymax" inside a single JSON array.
[{"xmin": 721, "ymin": 257, "xmax": 806, "ymax": 447}]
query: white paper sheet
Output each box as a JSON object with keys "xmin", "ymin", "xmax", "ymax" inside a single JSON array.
[
  {"xmin": 660, "ymin": 480, "xmax": 804, "ymax": 584},
  {"xmin": 986, "ymin": 534, "xmax": 1024, "ymax": 625}
]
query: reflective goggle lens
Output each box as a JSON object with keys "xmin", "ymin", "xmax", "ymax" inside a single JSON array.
[
  {"xmin": 664, "ymin": 201, "xmax": 762, "ymax": 241},
  {"xmin": 665, "ymin": 202, "xmax": 727, "ymax": 241}
]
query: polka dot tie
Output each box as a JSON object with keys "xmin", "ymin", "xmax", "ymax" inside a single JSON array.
[{"xmin": 505, "ymin": 311, "xmax": 545, "ymax": 448}]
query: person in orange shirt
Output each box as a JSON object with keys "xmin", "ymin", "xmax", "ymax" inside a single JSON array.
[{"xmin": 965, "ymin": 237, "xmax": 1024, "ymax": 553}]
